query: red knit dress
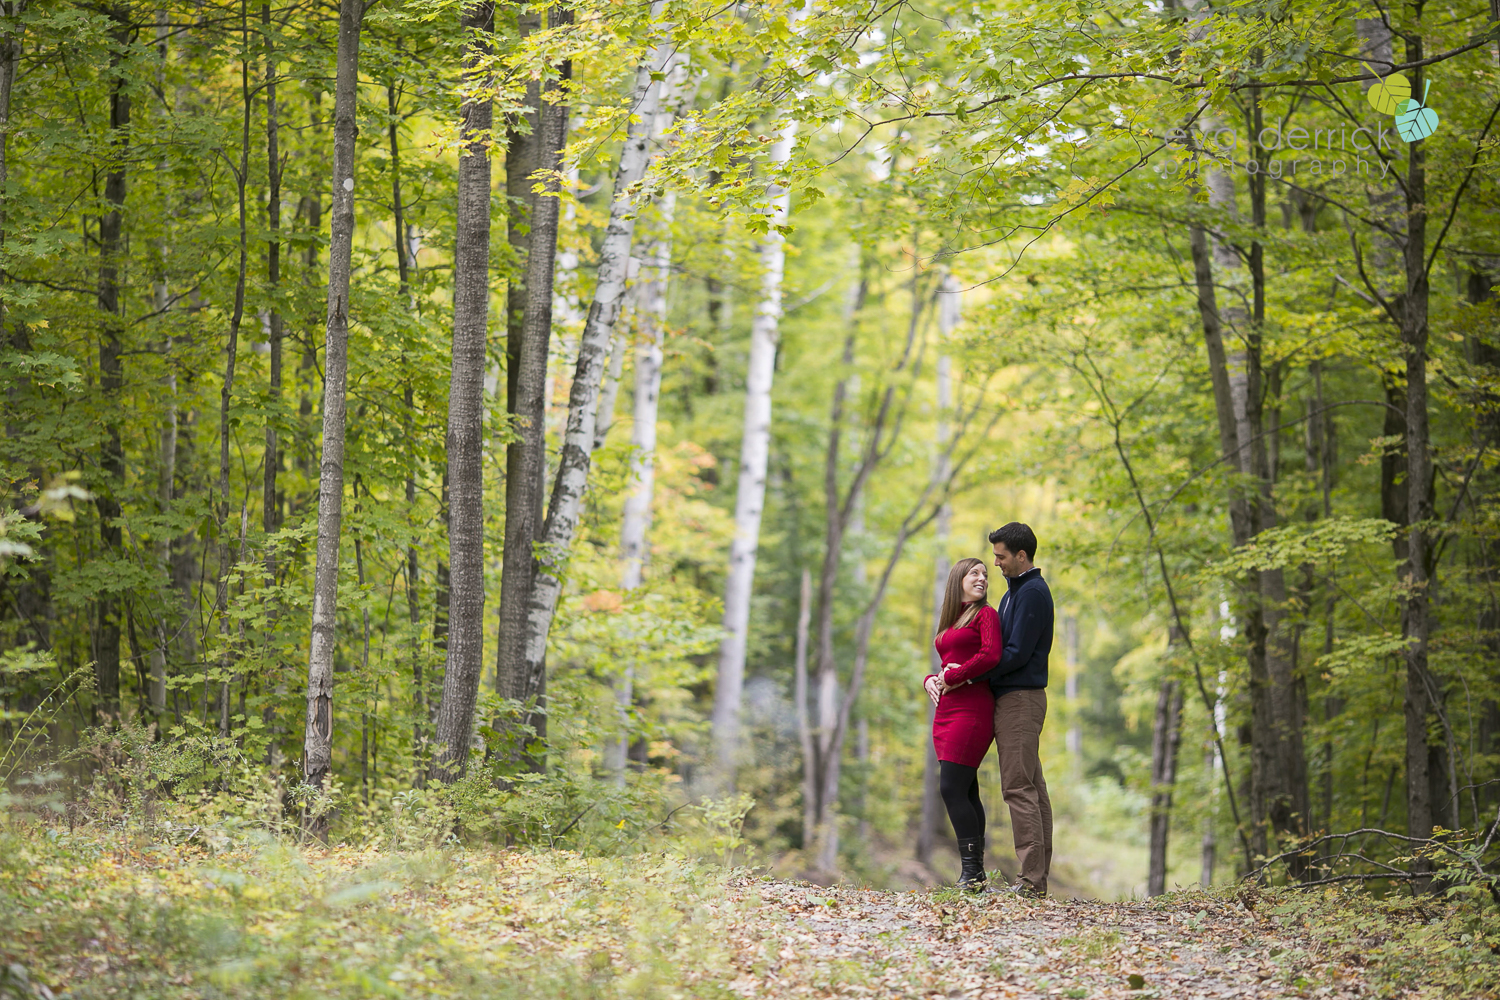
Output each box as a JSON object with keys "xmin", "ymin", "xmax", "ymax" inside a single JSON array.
[{"xmin": 928, "ymin": 604, "xmax": 1001, "ymax": 767}]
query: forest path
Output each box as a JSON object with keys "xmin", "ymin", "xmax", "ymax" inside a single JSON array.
[{"xmin": 721, "ymin": 879, "xmax": 1365, "ymax": 999}]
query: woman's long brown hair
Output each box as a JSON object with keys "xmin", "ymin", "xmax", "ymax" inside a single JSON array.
[{"xmin": 936, "ymin": 557, "xmax": 989, "ymax": 635}]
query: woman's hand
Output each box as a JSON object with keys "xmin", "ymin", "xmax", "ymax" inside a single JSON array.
[
  {"xmin": 940, "ymin": 664, "xmax": 964, "ymax": 693},
  {"xmin": 924, "ymin": 675, "xmax": 943, "ymax": 707}
]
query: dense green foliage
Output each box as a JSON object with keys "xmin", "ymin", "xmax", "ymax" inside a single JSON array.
[{"xmin": 1, "ymin": 0, "xmax": 1499, "ymax": 908}]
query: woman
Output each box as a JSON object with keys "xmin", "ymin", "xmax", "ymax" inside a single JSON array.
[{"xmin": 925, "ymin": 556, "xmax": 1001, "ymax": 890}]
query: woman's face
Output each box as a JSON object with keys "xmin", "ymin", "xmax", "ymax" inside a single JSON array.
[{"xmin": 962, "ymin": 563, "xmax": 988, "ymax": 603}]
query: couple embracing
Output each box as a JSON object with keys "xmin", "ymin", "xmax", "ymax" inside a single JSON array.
[{"xmin": 923, "ymin": 522, "xmax": 1054, "ymax": 897}]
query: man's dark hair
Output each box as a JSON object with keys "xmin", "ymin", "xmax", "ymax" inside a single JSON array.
[{"xmin": 988, "ymin": 522, "xmax": 1038, "ymax": 562}]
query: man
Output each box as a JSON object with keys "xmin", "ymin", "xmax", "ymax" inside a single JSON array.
[{"xmin": 988, "ymin": 521, "xmax": 1054, "ymax": 897}]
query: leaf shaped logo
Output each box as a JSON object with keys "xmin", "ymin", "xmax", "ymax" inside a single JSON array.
[
  {"xmin": 1367, "ymin": 71, "xmax": 1411, "ymax": 115},
  {"xmin": 1396, "ymin": 81, "xmax": 1439, "ymax": 142}
]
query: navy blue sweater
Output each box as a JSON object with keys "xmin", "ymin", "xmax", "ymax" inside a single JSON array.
[{"xmin": 988, "ymin": 567, "xmax": 1053, "ymax": 695}]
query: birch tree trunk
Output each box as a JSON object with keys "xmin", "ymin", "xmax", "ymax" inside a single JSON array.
[
  {"xmin": 303, "ymin": 0, "xmax": 364, "ymax": 828},
  {"xmin": 711, "ymin": 101, "xmax": 801, "ymax": 786},
  {"xmin": 608, "ymin": 56, "xmax": 681, "ymax": 778},
  {"xmin": 511, "ymin": 14, "xmax": 672, "ymax": 753},
  {"xmin": 431, "ymin": 0, "xmax": 494, "ymax": 780},
  {"xmin": 95, "ymin": 5, "xmax": 131, "ymax": 717}
]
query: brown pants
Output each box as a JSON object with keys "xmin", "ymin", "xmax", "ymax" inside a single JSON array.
[{"xmin": 993, "ymin": 688, "xmax": 1053, "ymax": 894}]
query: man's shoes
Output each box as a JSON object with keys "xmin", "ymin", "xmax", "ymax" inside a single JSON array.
[
  {"xmin": 957, "ymin": 839, "xmax": 987, "ymax": 892},
  {"xmin": 997, "ymin": 880, "xmax": 1045, "ymax": 899}
]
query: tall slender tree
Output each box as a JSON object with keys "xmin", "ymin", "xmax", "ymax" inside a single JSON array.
[
  {"xmin": 609, "ymin": 51, "xmax": 682, "ymax": 778},
  {"xmin": 917, "ymin": 271, "xmax": 959, "ymax": 867},
  {"xmin": 710, "ymin": 7, "xmax": 808, "ymax": 780},
  {"xmin": 303, "ymin": 0, "xmax": 364, "ymax": 829},
  {"xmin": 431, "ymin": 0, "xmax": 495, "ymax": 779},
  {"xmin": 262, "ymin": 0, "xmax": 283, "ymax": 554},
  {"xmin": 95, "ymin": 4, "xmax": 131, "ymax": 717},
  {"xmin": 508, "ymin": 8, "xmax": 672, "ymax": 753}
]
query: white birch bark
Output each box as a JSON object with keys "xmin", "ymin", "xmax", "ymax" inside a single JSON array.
[
  {"xmin": 592, "ymin": 255, "xmax": 640, "ymax": 450},
  {"xmin": 515, "ymin": 16, "xmax": 674, "ymax": 712},
  {"xmin": 607, "ymin": 107, "xmax": 679, "ymax": 779},
  {"xmin": 710, "ymin": 8, "xmax": 809, "ymax": 776}
]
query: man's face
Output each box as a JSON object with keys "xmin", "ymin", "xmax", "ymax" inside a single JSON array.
[{"xmin": 993, "ymin": 542, "xmax": 1029, "ymax": 579}]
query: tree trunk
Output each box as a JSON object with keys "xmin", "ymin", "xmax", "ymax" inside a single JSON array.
[
  {"xmin": 430, "ymin": 0, "xmax": 494, "ymax": 780},
  {"xmin": 303, "ymin": 0, "xmax": 363, "ymax": 831},
  {"xmin": 806, "ymin": 271, "xmax": 868, "ymax": 869},
  {"xmin": 95, "ymin": 5, "xmax": 131, "ymax": 718},
  {"xmin": 262, "ymin": 0, "xmax": 283, "ymax": 551},
  {"xmin": 0, "ymin": 0, "xmax": 27, "ymax": 252},
  {"xmin": 1147, "ymin": 677, "xmax": 1184, "ymax": 896},
  {"xmin": 259, "ymin": 0, "xmax": 283, "ymax": 742},
  {"xmin": 608, "ymin": 209, "xmax": 674, "ymax": 779},
  {"xmin": 804, "ymin": 261, "xmax": 934, "ymax": 873},
  {"xmin": 793, "ymin": 567, "xmax": 815, "ymax": 854},
  {"xmin": 504, "ymin": 12, "xmax": 670, "ymax": 762},
  {"xmin": 218, "ymin": 21, "xmax": 253, "ymax": 740},
  {"xmin": 1399, "ymin": 34, "xmax": 1438, "ymax": 856},
  {"xmin": 1243, "ymin": 94, "xmax": 1310, "ymax": 858},
  {"xmin": 494, "ymin": 2, "xmax": 553, "ymax": 750},
  {"xmin": 711, "ymin": 95, "xmax": 802, "ymax": 785},
  {"xmin": 918, "ymin": 272, "xmax": 960, "ymax": 867},
  {"xmin": 616, "ymin": 255, "xmax": 665, "ymax": 592},
  {"xmin": 1187, "ymin": 120, "xmax": 1308, "ymax": 861},
  {"xmin": 388, "ymin": 73, "xmax": 424, "ymax": 763}
]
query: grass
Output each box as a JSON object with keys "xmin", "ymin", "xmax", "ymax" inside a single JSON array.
[{"xmin": 0, "ymin": 821, "xmax": 751, "ymax": 999}]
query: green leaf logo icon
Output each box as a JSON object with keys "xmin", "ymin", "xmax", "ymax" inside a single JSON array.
[
  {"xmin": 1366, "ymin": 72, "xmax": 1410, "ymax": 115},
  {"xmin": 1396, "ymin": 80, "xmax": 1439, "ymax": 142}
]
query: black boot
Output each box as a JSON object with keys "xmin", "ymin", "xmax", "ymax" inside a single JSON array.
[{"xmin": 957, "ymin": 839, "xmax": 987, "ymax": 892}]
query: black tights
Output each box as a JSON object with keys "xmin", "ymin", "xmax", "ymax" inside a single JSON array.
[{"xmin": 939, "ymin": 760, "xmax": 986, "ymax": 845}]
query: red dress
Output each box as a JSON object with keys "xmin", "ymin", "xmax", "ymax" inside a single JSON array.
[{"xmin": 928, "ymin": 604, "xmax": 1001, "ymax": 767}]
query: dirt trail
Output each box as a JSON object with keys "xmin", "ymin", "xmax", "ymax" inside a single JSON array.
[{"xmin": 721, "ymin": 880, "xmax": 1365, "ymax": 999}]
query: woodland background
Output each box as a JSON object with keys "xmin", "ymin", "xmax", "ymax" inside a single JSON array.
[{"xmin": 2, "ymin": 0, "xmax": 1499, "ymax": 906}]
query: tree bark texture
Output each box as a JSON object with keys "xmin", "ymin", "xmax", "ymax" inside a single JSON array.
[
  {"xmin": 1188, "ymin": 123, "xmax": 1307, "ymax": 860},
  {"xmin": 513, "ymin": 13, "xmax": 674, "ymax": 753},
  {"xmin": 303, "ymin": 0, "xmax": 363, "ymax": 823},
  {"xmin": 1148, "ymin": 678, "xmax": 1184, "ymax": 896},
  {"xmin": 95, "ymin": 5, "xmax": 131, "ymax": 716},
  {"xmin": 217, "ymin": 10, "xmax": 254, "ymax": 739},
  {"xmin": 262, "ymin": 0, "xmax": 283, "ymax": 547},
  {"xmin": 1399, "ymin": 34, "xmax": 1438, "ymax": 849},
  {"xmin": 608, "ymin": 122, "xmax": 676, "ymax": 780},
  {"xmin": 0, "ymin": 0, "xmax": 28, "ymax": 249},
  {"xmin": 431, "ymin": 0, "xmax": 494, "ymax": 780},
  {"xmin": 711, "ymin": 108, "xmax": 800, "ymax": 783},
  {"xmin": 496, "ymin": 4, "xmax": 542, "ymax": 725},
  {"xmin": 494, "ymin": 6, "xmax": 557, "ymax": 743},
  {"xmin": 793, "ymin": 567, "xmax": 815, "ymax": 854}
]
